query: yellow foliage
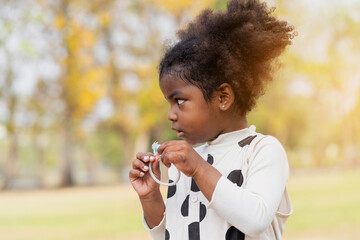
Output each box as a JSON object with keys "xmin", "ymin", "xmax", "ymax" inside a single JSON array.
[
  {"xmin": 67, "ymin": 26, "xmax": 97, "ymax": 55},
  {"xmin": 81, "ymin": 30, "xmax": 97, "ymax": 48},
  {"xmin": 133, "ymin": 63, "xmax": 167, "ymax": 132},
  {"xmin": 65, "ymin": 24, "xmax": 81, "ymax": 55},
  {"xmin": 78, "ymin": 53, "xmax": 94, "ymax": 69},
  {"xmin": 190, "ymin": 0, "xmax": 218, "ymax": 16},
  {"xmin": 72, "ymin": 67, "xmax": 107, "ymax": 119},
  {"xmin": 59, "ymin": 17, "xmax": 106, "ymax": 117},
  {"xmin": 54, "ymin": 14, "xmax": 66, "ymax": 29},
  {"xmin": 98, "ymin": 11, "xmax": 111, "ymax": 27},
  {"xmin": 150, "ymin": 0, "xmax": 192, "ymax": 13},
  {"xmin": 149, "ymin": 0, "xmax": 217, "ymax": 17},
  {"xmin": 61, "ymin": 18, "xmax": 106, "ymax": 119}
]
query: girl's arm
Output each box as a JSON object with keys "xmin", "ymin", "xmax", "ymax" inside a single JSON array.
[
  {"xmin": 129, "ymin": 153, "xmax": 166, "ymax": 230},
  {"xmin": 140, "ymin": 191, "xmax": 165, "ymax": 229},
  {"xmin": 204, "ymin": 136, "xmax": 289, "ymax": 236}
]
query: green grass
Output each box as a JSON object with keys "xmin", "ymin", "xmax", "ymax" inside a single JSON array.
[
  {"xmin": 0, "ymin": 185, "xmax": 151, "ymax": 240},
  {"xmin": 283, "ymin": 168, "xmax": 360, "ymax": 240},
  {"xmin": 0, "ymin": 168, "xmax": 359, "ymax": 240}
]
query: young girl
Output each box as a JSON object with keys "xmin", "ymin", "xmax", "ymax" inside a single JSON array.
[{"xmin": 129, "ymin": 0, "xmax": 295, "ymax": 239}]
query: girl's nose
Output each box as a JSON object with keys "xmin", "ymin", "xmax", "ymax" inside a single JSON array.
[{"xmin": 167, "ymin": 108, "xmax": 177, "ymax": 121}]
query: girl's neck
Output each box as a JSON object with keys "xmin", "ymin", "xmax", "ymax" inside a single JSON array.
[{"xmin": 220, "ymin": 113, "xmax": 248, "ymax": 135}]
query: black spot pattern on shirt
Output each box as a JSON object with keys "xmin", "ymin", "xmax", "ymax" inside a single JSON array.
[
  {"xmin": 207, "ymin": 154, "xmax": 214, "ymax": 165},
  {"xmin": 188, "ymin": 222, "xmax": 200, "ymax": 240},
  {"xmin": 191, "ymin": 178, "xmax": 200, "ymax": 192},
  {"xmin": 167, "ymin": 180, "xmax": 176, "ymax": 199},
  {"xmin": 181, "ymin": 195, "xmax": 190, "ymax": 217},
  {"xmin": 225, "ymin": 226, "xmax": 245, "ymax": 240},
  {"xmin": 238, "ymin": 135, "xmax": 257, "ymax": 147},
  {"xmin": 165, "ymin": 229, "xmax": 170, "ymax": 240},
  {"xmin": 199, "ymin": 202, "xmax": 206, "ymax": 222},
  {"xmin": 227, "ymin": 170, "xmax": 244, "ymax": 187}
]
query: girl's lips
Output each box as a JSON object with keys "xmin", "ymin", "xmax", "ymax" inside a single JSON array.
[
  {"xmin": 177, "ymin": 131, "xmax": 185, "ymax": 138},
  {"xmin": 172, "ymin": 127, "xmax": 184, "ymax": 138}
]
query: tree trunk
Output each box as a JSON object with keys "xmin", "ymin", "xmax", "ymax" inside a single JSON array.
[
  {"xmin": 2, "ymin": 133, "xmax": 18, "ymax": 190},
  {"xmin": 119, "ymin": 129, "xmax": 132, "ymax": 182},
  {"xmin": 84, "ymin": 149, "xmax": 96, "ymax": 185},
  {"xmin": 34, "ymin": 134, "xmax": 46, "ymax": 188},
  {"xmin": 59, "ymin": 117, "xmax": 74, "ymax": 187}
]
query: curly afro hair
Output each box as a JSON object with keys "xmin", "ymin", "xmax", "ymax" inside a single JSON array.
[{"xmin": 159, "ymin": 0, "xmax": 296, "ymax": 114}]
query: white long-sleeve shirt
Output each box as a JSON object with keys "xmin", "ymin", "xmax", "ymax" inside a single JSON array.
[{"xmin": 144, "ymin": 125, "xmax": 292, "ymax": 240}]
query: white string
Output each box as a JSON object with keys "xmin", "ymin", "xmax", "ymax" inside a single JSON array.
[{"xmin": 149, "ymin": 142, "xmax": 180, "ymax": 186}]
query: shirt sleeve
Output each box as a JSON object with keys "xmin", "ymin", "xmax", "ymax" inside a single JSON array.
[
  {"xmin": 207, "ymin": 136, "xmax": 289, "ymax": 237},
  {"xmin": 142, "ymin": 212, "xmax": 166, "ymax": 240}
]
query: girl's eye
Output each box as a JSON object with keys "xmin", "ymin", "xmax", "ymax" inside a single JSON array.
[{"xmin": 176, "ymin": 99, "xmax": 185, "ymax": 105}]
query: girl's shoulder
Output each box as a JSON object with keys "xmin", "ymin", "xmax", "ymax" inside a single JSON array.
[
  {"xmin": 251, "ymin": 133, "xmax": 283, "ymax": 145},
  {"xmin": 243, "ymin": 133, "xmax": 289, "ymax": 181},
  {"xmin": 247, "ymin": 133, "xmax": 286, "ymax": 157}
]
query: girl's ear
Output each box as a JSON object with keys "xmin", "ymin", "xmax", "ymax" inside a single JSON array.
[{"xmin": 216, "ymin": 83, "xmax": 235, "ymax": 111}]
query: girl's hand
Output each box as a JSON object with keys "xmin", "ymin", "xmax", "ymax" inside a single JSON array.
[
  {"xmin": 157, "ymin": 140, "xmax": 205, "ymax": 178},
  {"xmin": 129, "ymin": 152, "xmax": 161, "ymax": 198}
]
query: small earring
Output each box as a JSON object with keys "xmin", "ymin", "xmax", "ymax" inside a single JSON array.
[{"xmin": 222, "ymin": 105, "xmax": 225, "ymax": 108}]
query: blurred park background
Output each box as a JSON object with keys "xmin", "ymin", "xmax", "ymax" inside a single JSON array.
[{"xmin": 0, "ymin": 0, "xmax": 359, "ymax": 239}]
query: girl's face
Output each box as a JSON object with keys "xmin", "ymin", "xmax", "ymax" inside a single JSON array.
[{"xmin": 160, "ymin": 74, "xmax": 224, "ymax": 145}]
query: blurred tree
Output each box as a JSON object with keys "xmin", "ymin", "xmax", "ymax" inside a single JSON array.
[
  {"xmin": 324, "ymin": 6, "xmax": 360, "ymax": 166},
  {"xmin": 0, "ymin": 1, "xmax": 29, "ymax": 189},
  {"xmin": 26, "ymin": 77, "xmax": 60, "ymax": 187},
  {"xmin": 96, "ymin": 0, "xmax": 168, "ymax": 176},
  {"xmin": 0, "ymin": 51, "xmax": 19, "ymax": 190},
  {"xmin": 149, "ymin": 0, "xmax": 217, "ymax": 20},
  {"xmin": 41, "ymin": 0, "xmax": 107, "ymax": 186},
  {"xmin": 250, "ymin": 0, "xmax": 360, "ymax": 167},
  {"xmin": 1, "ymin": 0, "xmax": 358, "ymax": 189}
]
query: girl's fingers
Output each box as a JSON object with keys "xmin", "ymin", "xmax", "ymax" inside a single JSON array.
[
  {"xmin": 149, "ymin": 155, "xmax": 156, "ymax": 163},
  {"xmin": 131, "ymin": 153, "xmax": 162, "ymax": 179},
  {"xmin": 153, "ymin": 156, "xmax": 162, "ymax": 171},
  {"xmin": 150, "ymin": 157, "xmax": 162, "ymax": 180},
  {"xmin": 161, "ymin": 151, "xmax": 178, "ymax": 168},
  {"xmin": 135, "ymin": 152, "xmax": 157, "ymax": 164},
  {"xmin": 136, "ymin": 152, "xmax": 146, "ymax": 160},
  {"xmin": 158, "ymin": 141, "xmax": 188, "ymax": 156},
  {"xmin": 135, "ymin": 152, "xmax": 155, "ymax": 163},
  {"xmin": 132, "ymin": 158, "xmax": 150, "ymax": 172},
  {"xmin": 160, "ymin": 143, "xmax": 185, "ymax": 167},
  {"xmin": 157, "ymin": 141, "xmax": 179, "ymax": 154},
  {"xmin": 129, "ymin": 168, "xmax": 145, "ymax": 179}
]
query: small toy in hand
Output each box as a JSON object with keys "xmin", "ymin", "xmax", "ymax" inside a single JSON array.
[{"xmin": 149, "ymin": 141, "xmax": 180, "ymax": 186}]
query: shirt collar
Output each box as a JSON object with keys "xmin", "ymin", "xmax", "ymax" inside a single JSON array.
[{"xmin": 206, "ymin": 125, "xmax": 257, "ymax": 146}]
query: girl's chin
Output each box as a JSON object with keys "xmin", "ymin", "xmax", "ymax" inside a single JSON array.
[{"xmin": 176, "ymin": 132, "xmax": 199, "ymax": 145}]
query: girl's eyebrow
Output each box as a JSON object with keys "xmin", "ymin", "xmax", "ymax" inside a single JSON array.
[{"xmin": 167, "ymin": 90, "xmax": 182, "ymax": 100}]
